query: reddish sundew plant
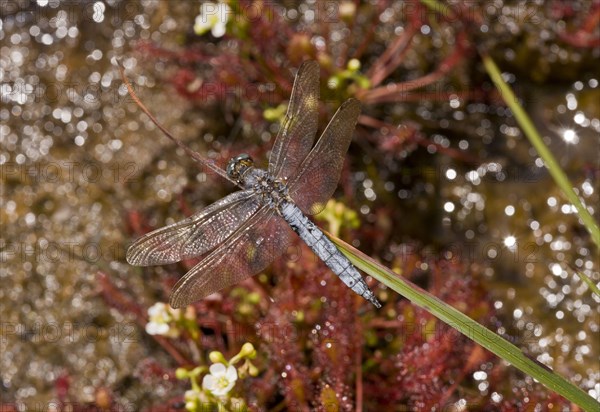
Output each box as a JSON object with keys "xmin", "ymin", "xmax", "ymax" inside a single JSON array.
[{"xmin": 91, "ymin": 1, "xmax": 598, "ymax": 410}]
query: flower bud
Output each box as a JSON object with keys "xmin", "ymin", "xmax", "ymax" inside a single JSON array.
[
  {"xmin": 347, "ymin": 58, "xmax": 361, "ymax": 72},
  {"xmin": 287, "ymin": 33, "xmax": 315, "ymax": 64},
  {"xmin": 209, "ymin": 351, "xmax": 227, "ymax": 364},
  {"xmin": 248, "ymin": 362, "xmax": 259, "ymax": 377},
  {"xmin": 339, "ymin": 1, "xmax": 357, "ymax": 22},
  {"xmin": 175, "ymin": 368, "xmax": 189, "ymax": 380},
  {"xmin": 247, "ymin": 292, "xmax": 261, "ymax": 304},
  {"xmin": 239, "ymin": 342, "xmax": 256, "ymax": 359},
  {"xmin": 184, "ymin": 306, "xmax": 196, "ymax": 321}
]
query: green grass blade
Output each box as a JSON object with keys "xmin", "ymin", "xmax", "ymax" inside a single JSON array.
[
  {"xmin": 481, "ymin": 54, "xmax": 600, "ymax": 249},
  {"xmin": 574, "ymin": 269, "xmax": 600, "ymax": 298},
  {"xmin": 327, "ymin": 233, "xmax": 599, "ymax": 410}
]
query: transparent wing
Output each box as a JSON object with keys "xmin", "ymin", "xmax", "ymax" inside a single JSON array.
[
  {"xmin": 126, "ymin": 190, "xmax": 262, "ymax": 266},
  {"xmin": 169, "ymin": 206, "xmax": 293, "ymax": 308},
  {"xmin": 287, "ymin": 98, "xmax": 361, "ymax": 215},
  {"xmin": 268, "ymin": 60, "xmax": 320, "ymax": 181}
]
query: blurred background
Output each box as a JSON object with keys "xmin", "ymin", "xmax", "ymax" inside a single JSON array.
[{"xmin": 1, "ymin": 0, "xmax": 599, "ymax": 410}]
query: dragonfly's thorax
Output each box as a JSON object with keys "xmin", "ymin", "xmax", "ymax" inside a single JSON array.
[{"xmin": 238, "ymin": 167, "xmax": 290, "ymax": 209}]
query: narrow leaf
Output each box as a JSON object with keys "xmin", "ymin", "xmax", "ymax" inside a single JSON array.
[
  {"xmin": 327, "ymin": 233, "xmax": 599, "ymax": 411},
  {"xmin": 481, "ymin": 53, "xmax": 600, "ymax": 249}
]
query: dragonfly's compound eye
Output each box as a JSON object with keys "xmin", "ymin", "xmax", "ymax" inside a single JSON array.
[{"xmin": 226, "ymin": 153, "xmax": 254, "ymax": 179}]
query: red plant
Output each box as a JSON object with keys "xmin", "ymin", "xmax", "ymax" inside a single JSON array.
[{"xmin": 104, "ymin": 1, "xmax": 597, "ymax": 409}]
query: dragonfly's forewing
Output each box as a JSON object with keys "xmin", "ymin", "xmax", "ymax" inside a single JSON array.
[
  {"xmin": 288, "ymin": 98, "xmax": 361, "ymax": 215},
  {"xmin": 268, "ymin": 60, "xmax": 320, "ymax": 181},
  {"xmin": 169, "ymin": 206, "xmax": 293, "ymax": 308},
  {"xmin": 126, "ymin": 190, "xmax": 262, "ymax": 266}
]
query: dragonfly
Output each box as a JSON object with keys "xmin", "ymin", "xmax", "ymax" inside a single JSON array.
[{"xmin": 125, "ymin": 60, "xmax": 381, "ymax": 309}]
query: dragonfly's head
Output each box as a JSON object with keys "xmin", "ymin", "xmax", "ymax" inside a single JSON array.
[{"xmin": 226, "ymin": 153, "xmax": 254, "ymax": 181}]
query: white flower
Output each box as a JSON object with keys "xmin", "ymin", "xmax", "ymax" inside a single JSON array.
[
  {"xmin": 145, "ymin": 302, "xmax": 181, "ymax": 338},
  {"xmin": 202, "ymin": 363, "xmax": 238, "ymax": 396},
  {"xmin": 184, "ymin": 389, "xmax": 203, "ymax": 410},
  {"xmin": 194, "ymin": 2, "xmax": 232, "ymax": 37}
]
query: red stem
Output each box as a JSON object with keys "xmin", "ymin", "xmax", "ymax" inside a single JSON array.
[
  {"xmin": 358, "ymin": 114, "xmax": 478, "ymax": 163},
  {"xmin": 558, "ymin": 6, "xmax": 600, "ymax": 48},
  {"xmin": 352, "ymin": 1, "xmax": 387, "ymax": 61},
  {"xmin": 366, "ymin": 11, "xmax": 419, "ymax": 87},
  {"xmin": 359, "ymin": 32, "xmax": 468, "ymax": 104},
  {"xmin": 354, "ymin": 313, "xmax": 364, "ymax": 412}
]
